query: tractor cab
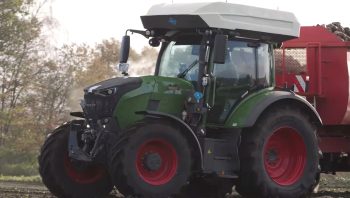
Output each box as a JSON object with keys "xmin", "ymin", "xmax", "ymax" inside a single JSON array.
[{"xmin": 118, "ymin": 2, "xmax": 300, "ymax": 127}]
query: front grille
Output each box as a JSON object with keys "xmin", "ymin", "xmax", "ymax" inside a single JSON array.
[
  {"xmin": 82, "ymin": 93, "xmax": 118, "ymax": 120},
  {"xmin": 81, "ymin": 77, "xmax": 143, "ymax": 120}
]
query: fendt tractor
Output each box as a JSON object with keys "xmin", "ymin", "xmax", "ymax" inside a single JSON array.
[{"xmin": 39, "ymin": 2, "xmax": 343, "ymax": 198}]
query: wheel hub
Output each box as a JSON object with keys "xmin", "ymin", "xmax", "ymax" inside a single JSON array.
[
  {"xmin": 266, "ymin": 149, "xmax": 279, "ymax": 165},
  {"xmin": 136, "ymin": 138, "xmax": 178, "ymax": 185},
  {"xmin": 263, "ymin": 127, "xmax": 306, "ymax": 186},
  {"xmin": 143, "ymin": 153, "xmax": 162, "ymax": 171}
]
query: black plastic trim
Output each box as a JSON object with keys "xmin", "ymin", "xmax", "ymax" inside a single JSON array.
[
  {"xmin": 141, "ymin": 15, "xmax": 209, "ymax": 30},
  {"xmin": 155, "ymin": 42, "xmax": 168, "ymax": 75},
  {"xmin": 147, "ymin": 100, "xmax": 160, "ymax": 111},
  {"xmin": 70, "ymin": 112, "xmax": 84, "ymax": 118}
]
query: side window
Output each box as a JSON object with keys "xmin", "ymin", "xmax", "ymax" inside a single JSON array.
[
  {"xmin": 213, "ymin": 40, "xmax": 255, "ymax": 86},
  {"xmin": 159, "ymin": 42, "xmax": 199, "ymax": 79}
]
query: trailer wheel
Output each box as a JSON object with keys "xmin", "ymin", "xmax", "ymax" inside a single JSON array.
[
  {"xmin": 176, "ymin": 177, "xmax": 233, "ymax": 198},
  {"xmin": 38, "ymin": 122, "xmax": 113, "ymax": 198},
  {"xmin": 236, "ymin": 106, "xmax": 319, "ymax": 198},
  {"xmin": 108, "ymin": 123, "xmax": 192, "ymax": 198}
]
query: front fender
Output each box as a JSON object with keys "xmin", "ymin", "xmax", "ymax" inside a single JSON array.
[{"xmin": 225, "ymin": 88, "xmax": 322, "ymax": 128}]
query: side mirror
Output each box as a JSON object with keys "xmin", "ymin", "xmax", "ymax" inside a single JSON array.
[
  {"xmin": 120, "ymin": 35, "xmax": 130, "ymax": 63},
  {"xmin": 213, "ymin": 34, "xmax": 228, "ymax": 64}
]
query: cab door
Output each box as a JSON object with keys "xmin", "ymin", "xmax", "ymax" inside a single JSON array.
[{"xmin": 207, "ymin": 40, "xmax": 256, "ymax": 124}]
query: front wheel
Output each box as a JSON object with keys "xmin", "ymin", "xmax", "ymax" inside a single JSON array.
[
  {"xmin": 38, "ymin": 122, "xmax": 113, "ymax": 198},
  {"xmin": 236, "ymin": 106, "xmax": 319, "ymax": 198},
  {"xmin": 108, "ymin": 123, "xmax": 192, "ymax": 198}
]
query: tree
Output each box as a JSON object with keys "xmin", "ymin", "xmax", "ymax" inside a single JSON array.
[
  {"xmin": 129, "ymin": 47, "xmax": 157, "ymax": 76},
  {"xmin": 0, "ymin": 0, "xmax": 42, "ymax": 144},
  {"xmin": 74, "ymin": 39, "xmax": 120, "ymax": 88},
  {"xmin": 0, "ymin": 0, "xmax": 160, "ymax": 176}
]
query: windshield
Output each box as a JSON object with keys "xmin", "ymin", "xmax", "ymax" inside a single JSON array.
[{"xmin": 159, "ymin": 42, "xmax": 200, "ymax": 81}]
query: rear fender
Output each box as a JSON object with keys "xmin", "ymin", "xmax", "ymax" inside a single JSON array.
[
  {"xmin": 136, "ymin": 110, "xmax": 203, "ymax": 170},
  {"xmin": 225, "ymin": 89, "xmax": 322, "ymax": 128}
]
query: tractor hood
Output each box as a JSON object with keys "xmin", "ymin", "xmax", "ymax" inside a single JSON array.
[
  {"xmin": 84, "ymin": 77, "xmax": 142, "ymax": 94},
  {"xmin": 82, "ymin": 77, "xmax": 142, "ymax": 120}
]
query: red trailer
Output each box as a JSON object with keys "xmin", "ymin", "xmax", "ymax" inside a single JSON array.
[{"xmin": 276, "ymin": 25, "xmax": 350, "ymax": 173}]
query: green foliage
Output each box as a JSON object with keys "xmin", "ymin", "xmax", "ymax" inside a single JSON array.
[{"xmin": 0, "ymin": 147, "xmax": 38, "ymax": 176}]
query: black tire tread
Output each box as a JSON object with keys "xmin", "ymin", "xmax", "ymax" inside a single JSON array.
[
  {"xmin": 236, "ymin": 105, "xmax": 319, "ymax": 198},
  {"xmin": 108, "ymin": 122, "xmax": 192, "ymax": 198},
  {"xmin": 109, "ymin": 127, "xmax": 137, "ymax": 196},
  {"xmin": 38, "ymin": 126, "xmax": 67, "ymax": 197},
  {"xmin": 38, "ymin": 121, "xmax": 113, "ymax": 198}
]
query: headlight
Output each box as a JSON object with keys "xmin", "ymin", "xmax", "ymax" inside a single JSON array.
[{"xmin": 98, "ymin": 87, "xmax": 118, "ymax": 96}]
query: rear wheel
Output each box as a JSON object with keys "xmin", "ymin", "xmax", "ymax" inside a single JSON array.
[
  {"xmin": 236, "ymin": 106, "xmax": 319, "ymax": 198},
  {"xmin": 38, "ymin": 122, "xmax": 113, "ymax": 198},
  {"xmin": 108, "ymin": 123, "xmax": 192, "ymax": 198}
]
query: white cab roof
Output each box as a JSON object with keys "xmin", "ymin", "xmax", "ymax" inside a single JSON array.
[{"xmin": 146, "ymin": 2, "xmax": 300, "ymax": 39}]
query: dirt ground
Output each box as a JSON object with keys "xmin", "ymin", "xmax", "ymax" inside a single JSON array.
[{"xmin": 0, "ymin": 173, "xmax": 349, "ymax": 198}]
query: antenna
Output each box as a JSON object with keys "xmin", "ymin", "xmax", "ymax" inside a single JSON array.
[{"xmin": 49, "ymin": 0, "xmax": 53, "ymax": 20}]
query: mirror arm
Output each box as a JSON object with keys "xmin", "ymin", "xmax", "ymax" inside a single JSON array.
[{"xmin": 126, "ymin": 29, "xmax": 153, "ymax": 38}]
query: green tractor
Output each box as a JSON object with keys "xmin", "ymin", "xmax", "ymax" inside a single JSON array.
[{"xmin": 38, "ymin": 2, "xmax": 322, "ymax": 198}]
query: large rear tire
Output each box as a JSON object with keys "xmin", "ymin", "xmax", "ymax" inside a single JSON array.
[
  {"xmin": 38, "ymin": 122, "xmax": 113, "ymax": 198},
  {"xmin": 108, "ymin": 123, "xmax": 192, "ymax": 198},
  {"xmin": 236, "ymin": 106, "xmax": 319, "ymax": 198}
]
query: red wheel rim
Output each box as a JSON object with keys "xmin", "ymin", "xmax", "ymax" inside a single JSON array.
[
  {"xmin": 64, "ymin": 154, "xmax": 105, "ymax": 184},
  {"xmin": 136, "ymin": 138, "xmax": 178, "ymax": 186},
  {"xmin": 263, "ymin": 127, "xmax": 306, "ymax": 186}
]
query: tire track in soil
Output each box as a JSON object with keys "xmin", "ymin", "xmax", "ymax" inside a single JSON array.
[{"xmin": 0, "ymin": 173, "xmax": 349, "ymax": 198}]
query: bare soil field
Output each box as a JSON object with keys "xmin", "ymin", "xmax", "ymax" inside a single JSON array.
[{"xmin": 0, "ymin": 173, "xmax": 349, "ymax": 198}]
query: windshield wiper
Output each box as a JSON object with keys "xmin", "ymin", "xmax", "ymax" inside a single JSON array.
[{"xmin": 177, "ymin": 59, "xmax": 199, "ymax": 78}]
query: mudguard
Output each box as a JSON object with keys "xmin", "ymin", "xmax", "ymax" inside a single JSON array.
[
  {"xmin": 225, "ymin": 88, "xmax": 322, "ymax": 128},
  {"xmin": 136, "ymin": 110, "xmax": 203, "ymax": 170}
]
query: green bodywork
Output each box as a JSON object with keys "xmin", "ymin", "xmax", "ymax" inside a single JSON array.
[
  {"xmin": 114, "ymin": 73, "xmax": 279, "ymax": 130},
  {"xmin": 224, "ymin": 87, "xmax": 274, "ymax": 128},
  {"xmin": 114, "ymin": 76, "xmax": 194, "ymax": 130}
]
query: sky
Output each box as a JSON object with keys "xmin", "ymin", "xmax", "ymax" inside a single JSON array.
[{"xmin": 46, "ymin": 0, "xmax": 350, "ymax": 51}]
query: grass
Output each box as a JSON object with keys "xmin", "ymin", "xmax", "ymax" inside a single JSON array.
[
  {"xmin": 0, "ymin": 148, "xmax": 39, "ymax": 176},
  {"xmin": 0, "ymin": 175, "xmax": 41, "ymax": 183}
]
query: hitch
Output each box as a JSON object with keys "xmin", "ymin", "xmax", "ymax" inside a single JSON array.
[
  {"xmin": 68, "ymin": 123, "xmax": 92, "ymax": 162},
  {"xmin": 68, "ymin": 121, "xmax": 109, "ymax": 162}
]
